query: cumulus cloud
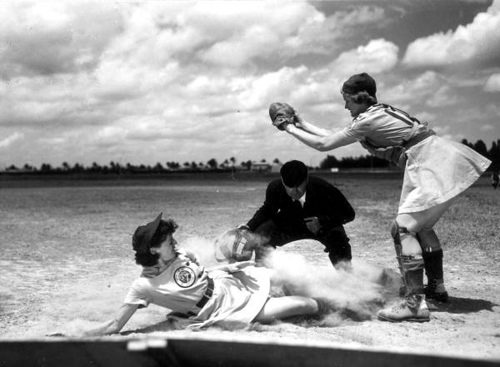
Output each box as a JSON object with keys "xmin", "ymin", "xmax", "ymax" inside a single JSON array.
[
  {"xmin": 484, "ymin": 73, "xmax": 500, "ymax": 92},
  {"xmin": 0, "ymin": 132, "xmax": 23, "ymax": 148},
  {"xmin": 329, "ymin": 39, "xmax": 399, "ymax": 76},
  {"xmin": 382, "ymin": 71, "xmax": 444, "ymax": 104},
  {"xmin": 402, "ymin": 0, "xmax": 500, "ymax": 67},
  {"xmin": 480, "ymin": 124, "xmax": 496, "ymax": 131},
  {"xmin": 0, "ymin": 1, "xmax": 123, "ymax": 78},
  {"xmin": 0, "ymin": 1, "xmax": 498, "ymax": 167}
]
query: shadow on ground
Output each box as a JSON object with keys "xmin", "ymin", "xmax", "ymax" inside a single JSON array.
[{"xmin": 429, "ymin": 297, "xmax": 498, "ymax": 314}]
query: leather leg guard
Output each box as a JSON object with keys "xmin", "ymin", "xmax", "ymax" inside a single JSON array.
[
  {"xmin": 391, "ymin": 221, "xmax": 424, "ymax": 296},
  {"xmin": 417, "ymin": 230, "xmax": 444, "ymax": 284}
]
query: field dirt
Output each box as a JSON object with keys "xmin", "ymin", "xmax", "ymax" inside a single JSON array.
[{"xmin": 0, "ymin": 174, "xmax": 499, "ymax": 363}]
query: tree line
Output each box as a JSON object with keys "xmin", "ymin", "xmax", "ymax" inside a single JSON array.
[
  {"xmin": 2, "ymin": 139, "xmax": 498, "ymax": 175},
  {"xmin": 2, "ymin": 157, "xmax": 282, "ymax": 174}
]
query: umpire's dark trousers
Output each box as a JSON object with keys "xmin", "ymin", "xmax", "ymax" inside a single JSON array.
[{"xmin": 253, "ymin": 219, "xmax": 352, "ymax": 266}]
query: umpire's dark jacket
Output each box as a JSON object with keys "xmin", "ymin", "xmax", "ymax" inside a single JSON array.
[{"xmin": 247, "ymin": 176, "xmax": 355, "ymax": 236}]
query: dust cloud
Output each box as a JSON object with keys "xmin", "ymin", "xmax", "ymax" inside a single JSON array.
[{"xmin": 183, "ymin": 236, "xmax": 400, "ymax": 323}]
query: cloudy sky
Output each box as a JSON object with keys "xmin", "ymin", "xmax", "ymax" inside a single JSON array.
[{"xmin": 1, "ymin": 0, "xmax": 499, "ymax": 169}]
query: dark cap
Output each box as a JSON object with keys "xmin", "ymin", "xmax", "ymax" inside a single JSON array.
[
  {"xmin": 132, "ymin": 213, "xmax": 162, "ymax": 254},
  {"xmin": 280, "ymin": 160, "xmax": 308, "ymax": 187},
  {"xmin": 341, "ymin": 73, "xmax": 377, "ymax": 97}
]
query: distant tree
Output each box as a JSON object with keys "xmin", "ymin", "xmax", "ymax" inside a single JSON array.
[
  {"xmin": 91, "ymin": 162, "xmax": 102, "ymax": 173},
  {"xmin": 241, "ymin": 160, "xmax": 252, "ymax": 170},
  {"xmin": 125, "ymin": 163, "xmax": 134, "ymax": 172},
  {"xmin": 154, "ymin": 162, "xmax": 164, "ymax": 171},
  {"xmin": 207, "ymin": 158, "xmax": 218, "ymax": 169},
  {"xmin": 272, "ymin": 158, "xmax": 281, "ymax": 165},
  {"xmin": 40, "ymin": 163, "xmax": 52, "ymax": 172},
  {"xmin": 487, "ymin": 139, "xmax": 500, "ymax": 170},
  {"xmin": 473, "ymin": 140, "xmax": 488, "ymax": 157},
  {"xmin": 73, "ymin": 163, "xmax": 84, "ymax": 173},
  {"xmin": 166, "ymin": 161, "xmax": 177, "ymax": 170},
  {"xmin": 230, "ymin": 157, "xmax": 236, "ymax": 166},
  {"xmin": 62, "ymin": 162, "xmax": 70, "ymax": 171},
  {"xmin": 319, "ymin": 155, "xmax": 339, "ymax": 170},
  {"xmin": 461, "ymin": 138, "xmax": 472, "ymax": 148},
  {"xmin": 23, "ymin": 163, "xmax": 34, "ymax": 171}
]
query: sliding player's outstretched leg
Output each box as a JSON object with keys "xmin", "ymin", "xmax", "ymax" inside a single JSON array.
[{"xmin": 378, "ymin": 221, "xmax": 430, "ymax": 322}]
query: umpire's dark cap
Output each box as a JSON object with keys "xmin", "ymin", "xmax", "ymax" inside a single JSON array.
[
  {"xmin": 132, "ymin": 213, "xmax": 162, "ymax": 254},
  {"xmin": 280, "ymin": 160, "xmax": 308, "ymax": 187},
  {"xmin": 342, "ymin": 72, "xmax": 377, "ymax": 97}
]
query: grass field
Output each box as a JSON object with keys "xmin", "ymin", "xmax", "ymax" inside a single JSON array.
[{"xmin": 0, "ymin": 173, "xmax": 498, "ymax": 360}]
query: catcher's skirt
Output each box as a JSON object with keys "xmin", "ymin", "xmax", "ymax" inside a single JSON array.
[
  {"xmin": 187, "ymin": 266, "xmax": 271, "ymax": 329},
  {"xmin": 399, "ymin": 135, "xmax": 491, "ymax": 214}
]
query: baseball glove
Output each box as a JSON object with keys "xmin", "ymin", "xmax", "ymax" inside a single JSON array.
[
  {"xmin": 269, "ymin": 102, "xmax": 297, "ymax": 131},
  {"xmin": 214, "ymin": 228, "xmax": 256, "ymax": 263}
]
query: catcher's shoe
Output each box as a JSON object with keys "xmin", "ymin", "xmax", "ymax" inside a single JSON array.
[
  {"xmin": 377, "ymin": 294, "xmax": 430, "ymax": 322},
  {"xmin": 425, "ymin": 280, "xmax": 449, "ymax": 303}
]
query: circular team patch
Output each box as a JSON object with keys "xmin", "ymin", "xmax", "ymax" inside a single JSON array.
[{"xmin": 174, "ymin": 266, "xmax": 196, "ymax": 288}]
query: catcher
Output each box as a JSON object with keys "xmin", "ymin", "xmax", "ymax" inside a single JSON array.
[{"xmin": 270, "ymin": 73, "xmax": 491, "ymax": 322}]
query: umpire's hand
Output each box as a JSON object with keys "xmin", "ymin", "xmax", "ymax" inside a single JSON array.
[{"xmin": 304, "ymin": 216, "xmax": 321, "ymax": 235}]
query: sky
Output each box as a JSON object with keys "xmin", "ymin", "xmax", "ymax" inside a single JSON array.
[{"xmin": 0, "ymin": 0, "xmax": 499, "ymax": 169}]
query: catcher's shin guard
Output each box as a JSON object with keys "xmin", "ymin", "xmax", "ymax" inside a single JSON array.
[
  {"xmin": 391, "ymin": 221, "xmax": 425, "ymax": 296},
  {"xmin": 418, "ymin": 231, "xmax": 448, "ymax": 302},
  {"xmin": 418, "ymin": 230, "xmax": 444, "ymax": 280}
]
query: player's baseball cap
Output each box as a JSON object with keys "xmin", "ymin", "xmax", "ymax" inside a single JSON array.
[
  {"xmin": 280, "ymin": 160, "xmax": 308, "ymax": 187},
  {"xmin": 132, "ymin": 213, "xmax": 162, "ymax": 254},
  {"xmin": 341, "ymin": 73, "xmax": 377, "ymax": 97}
]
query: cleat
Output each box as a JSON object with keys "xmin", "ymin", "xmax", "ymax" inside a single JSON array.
[{"xmin": 378, "ymin": 294, "xmax": 430, "ymax": 322}]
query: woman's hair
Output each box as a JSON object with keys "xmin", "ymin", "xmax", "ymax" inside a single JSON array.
[
  {"xmin": 344, "ymin": 90, "xmax": 378, "ymax": 106},
  {"xmin": 134, "ymin": 219, "xmax": 178, "ymax": 266}
]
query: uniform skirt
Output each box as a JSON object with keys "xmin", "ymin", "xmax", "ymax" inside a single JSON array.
[
  {"xmin": 185, "ymin": 266, "xmax": 271, "ymax": 329},
  {"xmin": 399, "ymin": 135, "xmax": 491, "ymax": 214}
]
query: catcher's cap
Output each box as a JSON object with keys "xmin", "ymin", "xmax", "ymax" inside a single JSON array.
[
  {"xmin": 269, "ymin": 102, "xmax": 295, "ymax": 123},
  {"xmin": 214, "ymin": 228, "xmax": 256, "ymax": 262},
  {"xmin": 341, "ymin": 72, "xmax": 377, "ymax": 97},
  {"xmin": 132, "ymin": 213, "xmax": 162, "ymax": 254}
]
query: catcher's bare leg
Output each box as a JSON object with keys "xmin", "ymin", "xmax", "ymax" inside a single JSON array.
[{"xmin": 400, "ymin": 198, "xmax": 456, "ymax": 303}]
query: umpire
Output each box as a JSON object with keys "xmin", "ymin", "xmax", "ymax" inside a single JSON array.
[{"xmin": 243, "ymin": 160, "xmax": 355, "ymax": 267}]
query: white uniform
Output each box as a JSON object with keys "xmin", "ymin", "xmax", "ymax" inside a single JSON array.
[
  {"xmin": 124, "ymin": 250, "xmax": 270, "ymax": 329},
  {"xmin": 341, "ymin": 104, "xmax": 491, "ymax": 213}
]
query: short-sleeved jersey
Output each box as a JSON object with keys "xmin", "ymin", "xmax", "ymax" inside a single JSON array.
[
  {"xmin": 341, "ymin": 103, "xmax": 430, "ymax": 148},
  {"xmin": 124, "ymin": 252, "xmax": 210, "ymax": 314}
]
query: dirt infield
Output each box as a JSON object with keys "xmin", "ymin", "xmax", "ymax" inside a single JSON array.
[{"xmin": 0, "ymin": 174, "xmax": 498, "ymax": 362}]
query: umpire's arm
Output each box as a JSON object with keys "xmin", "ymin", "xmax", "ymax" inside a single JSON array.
[
  {"xmin": 318, "ymin": 185, "xmax": 355, "ymax": 228},
  {"xmin": 246, "ymin": 180, "xmax": 281, "ymax": 231}
]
